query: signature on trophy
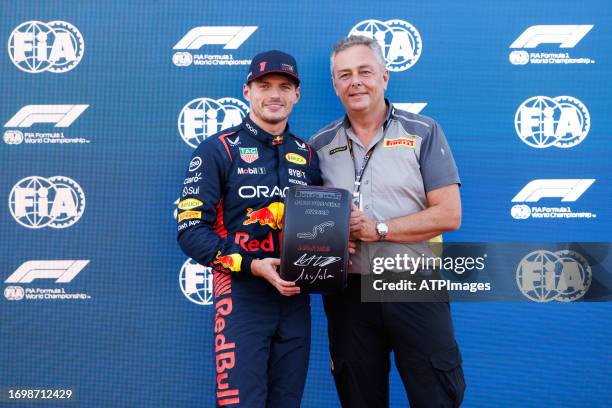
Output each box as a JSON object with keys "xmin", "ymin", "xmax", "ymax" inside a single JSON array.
[{"xmin": 292, "ymin": 253, "xmax": 341, "ymax": 284}]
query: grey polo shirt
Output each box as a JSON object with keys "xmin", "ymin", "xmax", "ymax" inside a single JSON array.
[{"xmin": 309, "ymin": 101, "xmax": 460, "ymax": 274}]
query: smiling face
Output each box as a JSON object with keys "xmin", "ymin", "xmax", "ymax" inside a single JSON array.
[
  {"xmin": 243, "ymin": 74, "xmax": 300, "ymax": 127},
  {"xmin": 332, "ymin": 44, "xmax": 389, "ymax": 115}
]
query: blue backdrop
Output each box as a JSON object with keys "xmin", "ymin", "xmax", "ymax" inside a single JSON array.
[{"xmin": 1, "ymin": 1, "xmax": 611, "ymax": 407}]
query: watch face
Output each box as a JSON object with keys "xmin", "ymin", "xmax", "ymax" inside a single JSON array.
[{"xmin": 377, "ymin": 223, "xmax": 388, "ymax": 235}]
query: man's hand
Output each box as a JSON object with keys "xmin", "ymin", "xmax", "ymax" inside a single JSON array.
[
  {"xmin": 350, "ymin": 203, "xmax": 378, "ymax": 242},
  {"xmin": 348, "ymin": 239, "xmax": 357, "ymax": 254},
  {"xmin": 251, "ymin": 258, "xmax": 301, "ymax": 296}
]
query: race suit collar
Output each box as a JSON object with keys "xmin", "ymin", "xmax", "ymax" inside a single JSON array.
[{"xmin": 242, "ymin": 116, "xmax": 290, "ymax": 147}]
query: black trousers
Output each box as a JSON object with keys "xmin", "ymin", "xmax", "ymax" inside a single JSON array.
[{"xmin": 323, "ymin": 275, "xmax": 465, "ymax": 408}]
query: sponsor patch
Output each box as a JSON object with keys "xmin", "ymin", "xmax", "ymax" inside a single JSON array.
[
  {"xmin": 227, "ymin": 136, "xmax": 240, "ymax": 146},
  {"xmin": 281, "ymin": 63, "xmax": 295, "ymax": 73},
  {"xmin": 189, "ymin": 156, "xmax": 202, "ymax": 172},
  {"xmin": 237, "ymin": 167, "xmax": 266, "ymax": 175},
  {"xmin": 182, "ymin": 186, "xmax": 199, "ymax": 197},
  {"xmin": 288, "ymin": 168, "xmax": 306, "ymax": 178},
  {"xmin": 289, "ymin": 178, "xmax": 307, "ymax": 185},
  {"xmin": 213, "ymin": 251, "xmax": 242, "ymax": 272},
  {"xmin": 383, "ymin": 137, "xmax": 416, "ymax": 148},
  {"xmin": 243, "ymin": 202, "xmax": 284, "ymax": 230},
  {"xmin": 285, "ymin": 152, "xmax": 306, "ymax": 165},
  {"xmin": 329, "ymin": 145, "xmax": 347, "ymax": 155},
  {"xmin": 272, "ymin": 135, "xmax": 283, "ymax": 146},
  {"xmin": 295, "ymin": 140, "xmax": 308, "ymax": 151},
  {"xmin": 178, "ymin": 198, "xmax": 203, "ymax": 210},
  {"xmin": 178, "ymin": 210, "xmax": 202, "ymax": 222},
  {"xmin": 245, "ymin": 122, "xmax": 258, "ymax": 135},
  {"xmin": 239, "ymin": 147, "xmax": 259, "ymax": 163},
  {"xmin": 184, "ymin": 172, "xmax": 202, "ymax": 185}
]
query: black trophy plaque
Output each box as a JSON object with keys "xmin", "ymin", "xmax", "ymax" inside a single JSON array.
[{"xmin": 280, "ymin": 186, "xmax": 350, "ymax": 293}]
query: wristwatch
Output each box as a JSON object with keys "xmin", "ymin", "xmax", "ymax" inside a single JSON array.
[{"xmin": 375, "ymin": 222, "xmax": 388, "ymax": 241}]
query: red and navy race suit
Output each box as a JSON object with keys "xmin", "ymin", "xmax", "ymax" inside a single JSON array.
[{"xmin": 177, "ymin": 116, "xmax": 321, "ymax": 407}]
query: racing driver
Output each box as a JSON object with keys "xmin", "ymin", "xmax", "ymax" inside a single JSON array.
[{"xmin": 177, "ymin": 50, "xmax": 321, "ymax": 407}]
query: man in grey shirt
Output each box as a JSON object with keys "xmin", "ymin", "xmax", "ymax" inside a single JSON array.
[{"xmin": 309, "ymin": 36, "xmax": 465, "ymax": 407}]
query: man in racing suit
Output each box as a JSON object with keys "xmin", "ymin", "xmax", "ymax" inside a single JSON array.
[{"xmin": 177, "ymin": 50, "xmax": 321, "ymax": 407}]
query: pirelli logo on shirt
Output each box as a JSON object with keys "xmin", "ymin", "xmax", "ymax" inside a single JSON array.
[
  {"xmin": 178, "ymin": 210, "xmax": 202, "ymax": 222},
  {"xmin": 383, "ymin": 137, "xmax": 416, "ymax": 148}
]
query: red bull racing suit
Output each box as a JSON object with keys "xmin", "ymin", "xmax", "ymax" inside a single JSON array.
[{"xmin": 177, "ymin": 116, "xmax": 321, "ymax": 407}]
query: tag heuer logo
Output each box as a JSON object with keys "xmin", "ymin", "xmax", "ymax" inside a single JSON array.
[{"xmin": 239, "ymin": 147, "xmax": 259, "ymax": 163}]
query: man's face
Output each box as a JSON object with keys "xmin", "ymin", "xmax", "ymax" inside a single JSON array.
[
  {"xmin": 243, "ymin": 74, "xmax": 300, "ymax": 126},
  {"xmin": 332, "ymin": 45, "xmax": 388, "ymax": 114}
]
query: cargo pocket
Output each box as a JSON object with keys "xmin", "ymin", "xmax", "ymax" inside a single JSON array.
[{"xmin": 430, "ymin": 345, "xmax": 466, "ymax": 407}]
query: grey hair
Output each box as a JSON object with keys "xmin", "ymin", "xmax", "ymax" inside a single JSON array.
[{"xmin": 330, "ymin": 35, "xmax": 386, "ymax": 76}]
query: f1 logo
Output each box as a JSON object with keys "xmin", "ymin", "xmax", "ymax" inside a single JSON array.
[
  {"xmin": 5, "ymin": 105, "xmax": 88, "ymax": 128},
  {"xmin": 393, "ymin": 103, "xmax": 427, "ymax": 114},
  {"xmin": 510, "ymin": 25, "xmax": 593, "ymax": 48},
  {"xmin": 512, "ymin": 179, "xmax": 595, "ymax": 202},
  {"xmin": 5, "ymin": 260, "xmax": 90, "ymax": 283},
  {"xmin": 173, "ymin": 26, "xmax": 258, "ymax": 50}
]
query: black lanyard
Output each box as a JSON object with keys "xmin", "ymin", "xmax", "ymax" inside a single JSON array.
[{"xmin": 348, "ymin": 137, "xmax": 380, "ymax": 207}]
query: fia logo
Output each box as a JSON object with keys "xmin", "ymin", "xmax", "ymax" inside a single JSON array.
[
  {"xmin": 349, "ymin": 19, "xmax": 422, "ymax": 71},
  {"xmin": 8, "ymin": 176, "xmax": 86, "ymax": 228},
  {"xmin": 516, "ymin": 250, "xmax": 591, "ymax": 302},
  {"xmin": 178, "ymin": 97, "xmax": 248, "ymax": 148},
  {"xmin": 179, "ymin": 258, "xmax": 213, "ymax": 305},
  {"xmin": 8, "ymin": 21, "xmax": 84, "ymax": 73},
  {"xmin": 514, "ymin": 96, "xmax": 590, "ymax": 148}
]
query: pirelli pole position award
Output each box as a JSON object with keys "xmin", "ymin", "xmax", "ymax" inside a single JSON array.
[{"xmin": 280, "ymin": 186, "xmax": 351, "ymax": 293}]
